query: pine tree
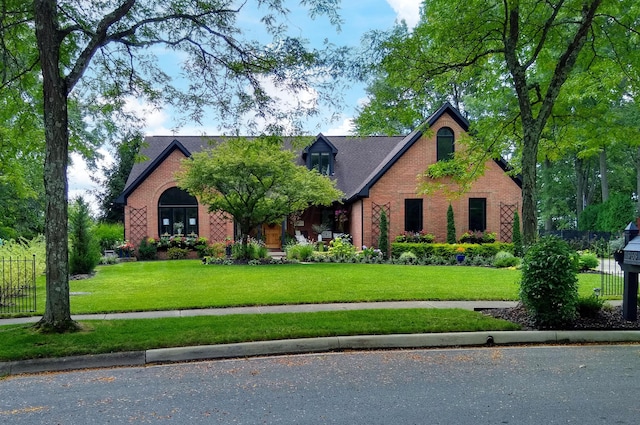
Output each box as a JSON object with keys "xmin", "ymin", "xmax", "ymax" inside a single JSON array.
[
  {"xmin": 446, "ymin": 204, "xmax": 456, "ymax": 244},
  {"xmin": 69, "ymin": 196, "xmax": 100, "ymax": 275},
  {"xmin": 378, "ymin": 210, "xmax": 389, "ymax": 258}
]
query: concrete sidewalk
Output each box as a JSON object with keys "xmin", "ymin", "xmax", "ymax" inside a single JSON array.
[
  {"xmin": 0, "ymin": 300, "xmax": 524, "ymax": 325},
  {"xmin": 0, "ymin": 300, "xmax": 634, "ymax": 377}
]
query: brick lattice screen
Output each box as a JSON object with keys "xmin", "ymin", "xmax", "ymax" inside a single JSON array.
[
  {"xmin": 371, "ymin": 202, "xmax": 391, "ymax": 247},
  {"xmin": 128, "ymin": 206, "xmax": 148, "ymax": 245},
  {"xmin": 500, "ymin": 203, "xmax": 518, "ymax": 242}
]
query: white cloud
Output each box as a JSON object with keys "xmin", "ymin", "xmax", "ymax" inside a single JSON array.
[
  {"xmin": 324, "ymin": 118, "xmax": 355, "ymax": 136},
  {"xmin": 386, "ymin": 0, "xmax": 422, "ymax": 28},
  {"xmin": 68, "ymin": 148, "xmax": 113, "ymax": 216}
]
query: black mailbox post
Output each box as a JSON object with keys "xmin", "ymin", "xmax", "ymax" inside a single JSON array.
[{"xmin": 619, "ymin": 222, "xmax": 640, "ymax": 321}]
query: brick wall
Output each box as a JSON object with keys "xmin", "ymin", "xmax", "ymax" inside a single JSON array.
[
  {"xmin": 362, "ymin": 112, "xmax": 521, "ymax": 247},
  {"xmin": 124, "ymin": 149, "xmax": 234, "ymax": 245}
]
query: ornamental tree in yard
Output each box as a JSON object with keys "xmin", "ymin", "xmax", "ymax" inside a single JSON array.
[{"xmin": 176, "ymin": 136, "xmax": 344, "ymax": 258}]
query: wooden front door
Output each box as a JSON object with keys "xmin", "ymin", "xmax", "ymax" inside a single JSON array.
[{"xmin": 263, "ymin": 223, "xmax": 282, "ymax": 249}]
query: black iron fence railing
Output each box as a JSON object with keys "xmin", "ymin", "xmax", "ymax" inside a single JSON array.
[{"xmin": 0, "ymin": 256, "xmax": 37, "ymax": 314}]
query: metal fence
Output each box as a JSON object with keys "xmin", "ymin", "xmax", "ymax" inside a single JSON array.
[
  {"xmin": 0, "ymin": 256, "xmax": 37, "ymax": 314},
  {"xmin": 600, "ymin": 255, "xmax": 624, "ymax": 296}
]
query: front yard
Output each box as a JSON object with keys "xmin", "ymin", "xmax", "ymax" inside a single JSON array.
[{"xmin": 0, "ymin": 261, "xmax": 607, "ymax": 362}]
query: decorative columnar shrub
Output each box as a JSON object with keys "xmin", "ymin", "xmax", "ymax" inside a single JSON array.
[
  {"xmin": 446, "ymin": 204, "xmax": 456, "ymax": 244},
  {"xmin": 378, "ymin": 210, "xmax": 389, "ymax": 258},
  {"xmin": 512, "ymin": 211, "xmax": 523, "ymax": 257},
  {"xmin": 519, "ymin": 236, "xmax": 579, "ymax": 328}
]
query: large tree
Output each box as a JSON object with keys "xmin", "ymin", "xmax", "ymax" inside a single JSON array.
[
  {"xmin": 355, "ymin": 0, "xmax": 639, "ymax": 245},
  {"xmin": 1, "ymin": 0, "xmax": 344, "ymax": 332},
  {"xmin": 176, "ymin": 136, "xmax": 343, "ymax": 257}
]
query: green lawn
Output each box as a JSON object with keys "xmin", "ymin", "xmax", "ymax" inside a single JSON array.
[
  {"xmin": 24, "ymin": 261, "xmax": 606, "ymax": 314},
  {"xmin": 0, "ymin": 309, "xmax": 520, "ymax": 362}
]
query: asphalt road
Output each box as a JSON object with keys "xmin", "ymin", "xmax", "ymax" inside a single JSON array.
[{"xmin": 1, "ymin": 345, "xmax": 639, "ymax": 424}]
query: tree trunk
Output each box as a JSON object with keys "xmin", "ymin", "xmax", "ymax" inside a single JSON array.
[
  {"xmin": 575, "ymin": 156, "xmax": 586, "ymax": 218},
  {"xmin": 521, "ymin": 128, "xmax": 539, "ymax": 246},
  {"xmin": 636, "ymin": 146, "xmax": 640, "ymax": 216},
  {"xmin": 34, "ymin": 0, "xmax": 78, "ymax": 332},
  {"xmin": 542, "ymin": 158, "xmax": 553, "ymax": 232},
  {"xmin": 599, "ymin": 148, "xmax": 609, "ymax": 202}
]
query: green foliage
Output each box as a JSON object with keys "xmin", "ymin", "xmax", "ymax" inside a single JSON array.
[
  {"xmin": 69, "ymin": 197, "xmax": 100, "ymax": 275},
  {"xmin": 577, "ymin": 203, "xmax": 600, "ymax": 231},
  {"xmin": 512, "ymin": 211, "xmax": 523, "ymax": 257},
  {"xmin": 137, "ymin": 237, "xmax": 158, "ymax": 261},
  {"xmin": 93, "ymin": 222, "xmax": 124, "ymax": 252},
  {"xmin": 231, "ymin": 239, "xmax": 268, "ymax": 260},
  {"xmin": 378, "ymin": 210, "xmax": 389, "ymax": 257},
  {"xmin": 394, "ymin": 231, "xmax": 435, "ymax": 243},
  {"xmin": 446, "ymin": 204, "xmax": 456, "ymax": 244},
  {"xmin": 576, "ymin": 295, "xmax": 605, "ymax": 319},
  {"xmin": 597, "ymin": 193, "xmax": 635, "ymax": 232},
  {"xmin": 167, "ymin": 247, "xmax": 190, "ymax": 260},
  {"xmin": 391, "ymin": 242, "xmax": 513, "ymax": 259},
  {"xmin": 493, "ymin": 251, "xmax": 520, "ymax": 268},
  {"xmin": 519, "ymin": 236, "xmax": 579, "ymax": 328},
  {"xmin": 397, "ymin": 251, "xmax": 418, "ymax": 264},
  {"xmin": 578, "ymin": 251, "xmax": 599, "ymax": 271},
  {"xmin": 0, "ymin": 235, "xmax": 46, "ymax": 276},
  {"xmin": 328, "ymin": 235, "xmax": 357, "ymax": 260},
  {"xmin": 459, "ymin": 231, "xmax": 497, "ymax": 244},
  {"xmin": 285, "ymin": 243, "xmax": 315, "ymax": 261},
  {"xmin": 579, "ymin": 193, "xmax": 635, "ymax": 232}
]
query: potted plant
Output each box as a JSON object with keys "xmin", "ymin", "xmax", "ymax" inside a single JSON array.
[
  {"xmin": 312, "ymin": 222, "xmax": 331, "ymax": 242},
  {"xmin": 610, "ymin": 236, "xmax": 625, "ymax": 264},
  {"xmin": 455, "ymin": 246, "xmax": 466, "ymax": 264}
]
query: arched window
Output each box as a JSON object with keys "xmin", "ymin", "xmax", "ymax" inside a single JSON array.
[
  {"xmin": 158, "ymin": 187, "xmax": 198, "ymax": 236},
  {"xmin": 436, "ymin": 127, "xmax": 455, "ymax": 161}
]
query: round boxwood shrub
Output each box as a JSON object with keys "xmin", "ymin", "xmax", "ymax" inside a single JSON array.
[
  {"xmin": 578, "ymin": 250, "xmax": 599, "ymax": 271},
  {"xmin": 493, "ymin": 251, "xmax": 520, "ymax": 268},
  {"xmin": 519, "ymin": 236, "xmax": 579, "ymax": 328}
]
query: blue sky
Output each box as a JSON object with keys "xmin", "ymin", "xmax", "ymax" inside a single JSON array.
[{"xmin": 69, "ymin": 0, "xmax": 423, "ymax": 207}]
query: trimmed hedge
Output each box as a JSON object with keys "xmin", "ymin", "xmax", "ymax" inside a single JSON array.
[{"xmin": 391, "ymin": 242, "xmax": 514, "ymax": 259}]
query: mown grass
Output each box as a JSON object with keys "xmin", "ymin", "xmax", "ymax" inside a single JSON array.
[
  {"xmin": 0, "ymin": 309, "xmax": 520, "ymax": 362},
  {"xmin": 60, "ymin": 261, "xmax": 606, "ymax": 313}
]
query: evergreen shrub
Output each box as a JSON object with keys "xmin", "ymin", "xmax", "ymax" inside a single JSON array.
[{"xmin": 519, "ymin": 236, "xmax": 579, "ymax": 328}]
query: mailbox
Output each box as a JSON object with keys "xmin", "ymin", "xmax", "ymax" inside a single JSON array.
[
  {"xmin": 617, "ymin": 222, "xmax": 640, "ymax": 321},
  {"xmin": 621, "ymin": 234, "xmax": 640, "ymax": 273}
]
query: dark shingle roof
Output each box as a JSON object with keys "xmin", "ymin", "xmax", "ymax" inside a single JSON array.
[{"xmin": 117, "ymin": 103, "xmax": 520, "ymax": 204}]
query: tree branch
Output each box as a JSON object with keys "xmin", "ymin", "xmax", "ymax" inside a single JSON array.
[{"xmin": 65, "ymin": 0, "xmax": 136, "ymax": 93}]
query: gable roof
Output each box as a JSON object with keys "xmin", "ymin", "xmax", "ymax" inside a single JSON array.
[
  {"xmin": 351, "ymin": 102, "xmax": 472, "ymax": 200},
  {"xmin": 117, "ymin": 103, "xmax": 521, "ymax": 205}
]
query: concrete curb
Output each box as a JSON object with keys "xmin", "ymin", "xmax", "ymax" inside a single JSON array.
[{"xmin": 3, "ymin": 331, "xmax": 640, "ymax": 377}]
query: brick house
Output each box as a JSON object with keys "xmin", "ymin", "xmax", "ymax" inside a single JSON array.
[{"xmin": 116, "ymin": 102, "xmax": 522, "ymax": 249}]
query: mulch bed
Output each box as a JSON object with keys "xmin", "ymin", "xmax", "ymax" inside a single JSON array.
[{"xmin": 484, "ymin": 304, "xmax": 640, "ymax": 331}]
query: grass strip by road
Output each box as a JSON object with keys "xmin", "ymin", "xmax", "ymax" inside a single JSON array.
[
  {"xmin": 0, "ymin": 309, "xmax": 520, "ymax": 362},
  {"xmin": 38, "ymin": 261, "xmax": 607, "ymax": 315}
]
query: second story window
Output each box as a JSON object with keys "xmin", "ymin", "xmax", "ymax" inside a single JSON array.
[
  {"xmin": 437, "ymin": 127, "xmax": 455, "ymax": 161},
  {"xmin": 310, "ymin": 152, "xmax": 331, "ymax": 175}
]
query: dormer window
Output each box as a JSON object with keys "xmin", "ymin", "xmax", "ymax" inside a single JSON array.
[
  {"xmin": 304, "ymin": 134, "xmax": 338, "ymax": 176},
  {"xmin": 310, "ymin": 152, "xmax": 331, "ymax": 175},
  {"xmin": 437, "ymin": 127, "xmax": 455, "ymax": 161}
]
